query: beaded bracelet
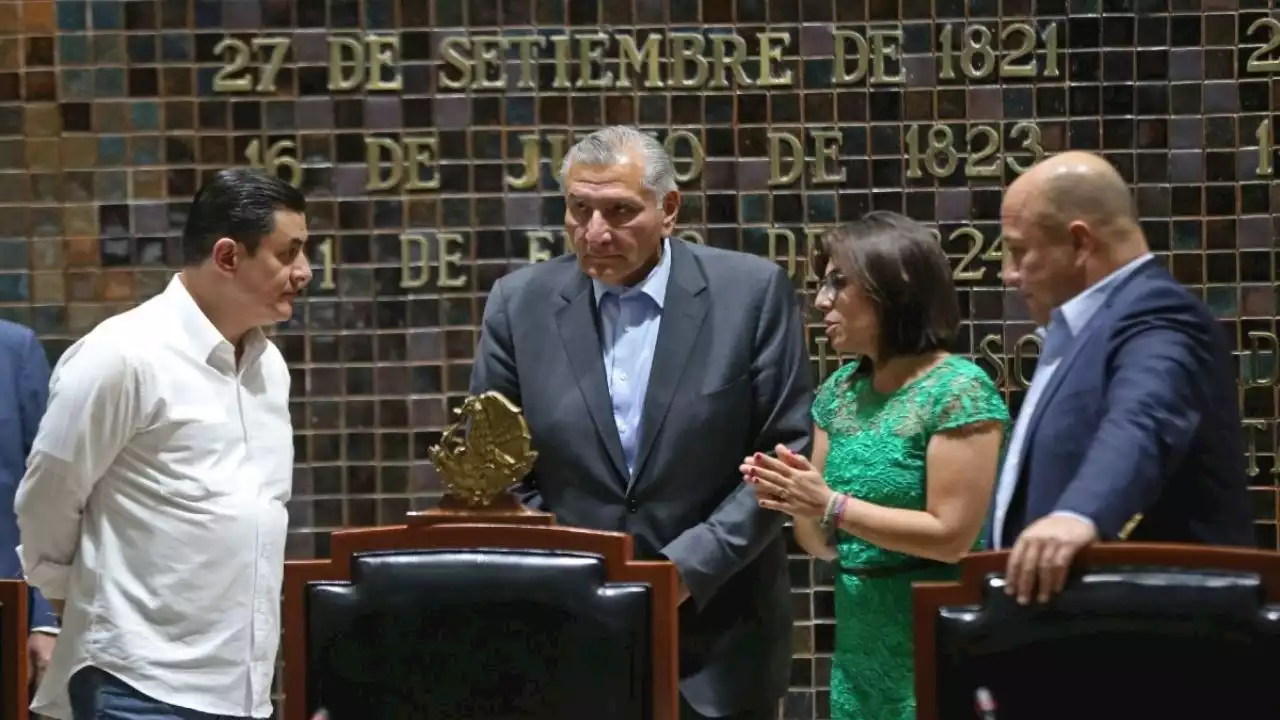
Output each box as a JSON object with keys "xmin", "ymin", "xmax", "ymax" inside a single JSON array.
[{"xmin": 820, "ymin": 493, "xmax": 846, "ymax": 534}]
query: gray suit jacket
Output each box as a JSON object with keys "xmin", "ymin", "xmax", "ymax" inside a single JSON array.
[{"xmin": 469, "ymin": 238, "xmax": 814, "ymax": 715}]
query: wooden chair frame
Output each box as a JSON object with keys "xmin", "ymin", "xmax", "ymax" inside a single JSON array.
[
  {"xmin": 912, "ymin": 543, "xmax": 1280, "ymax": 720},
  {"xmin": 282, "ymin": 523, "xmax": 681, "ymax": 720},
  {"xmin": 0, "ymin": 580, "xmax": 28, "ymax": 720}
]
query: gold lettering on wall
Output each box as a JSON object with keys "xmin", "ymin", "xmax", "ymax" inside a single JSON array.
[
  {"xmin": 527, "ymin": 231, "xmax": 563, "ymax": 264},
  {"xmin": 438, "ymin": 32, "xmax": 794, "ymax": 91},
  {"xmin": 506, "ymin": 131, "xmax": 705, "ymax": 190},
  {"xmin": 765, "ymin": 229, "xmax": 800, "ymax": 278},
  {"xmin": 364, "ymin": 136, "xmax": 440, "ymax": 191},
  {"xmin": 211, "ymin": 36, "xmax": 291, "ymax": 93},
  {"xmin": 905, "ymin": 123, "xmax": 1046, "ymax": 179},
  {"xmin": 400, "ymin": 233, "xmax": 466, "ymax": 288},
  {"xmin": 506, "ymin": 134, "xmax": 571, "ymax": 191},
  {"xmin": 937, "ymin": 23, "xmax": 1061, "ymax": 80},
  {"xmin": 1240, "ymin": 420, "xmax": 1279, "ymax": 478},
  {"xmin": 814, "ymin": 335, "xmax": 837, "ymax": 382},
  {"xmin": 327, "ymin": 35, "xmax": 404, "ymax": 91},
  {"xmin": 927, "ymin": 227, "xmax": 1004, "ymax": 282},
  {"xmin": 803, "ymin": 227, "xmax": 826, "ymax": 282},
  {"xmin": 314, "ymin": 235, "xmax": 466, "ymax": 291},
  {"xmin": 243, "ymin": 138, "xmax": 302, "ymax": 187},
  {"xmin": 1011, "ymin": 333, "xmax": 1043, "ymax": 389},
  {"xmin": 978, "ymin": 335, "xmax": 1008, "ymax": 390},
  {"xmin": 312, "ymin": 234, "xmax": 468, "ymax": 290},
  {"xmin": 314, "ymin": 236, "xmax": 336, "ymax": 291},
  {"xmin": 768, "ymin": 131, "xmax": 847, "ymax": 186},
  {"xmin": 978, "ymin": 333, "xmax": 1042, "ymax": 391},
  {"xmin": 1245, "ymin": 331, "xmax": 1279, "ymax": 387},
  {"xmin": 1244, "ymin": 17, "xmax": 1280, "ymax": 74},
  {"xmin": 1256, "ymin": 118, "xmax": 1274, "ymax": 178},
  {"xmin": 832, "ymin": 28, "xmax": 905, "ymax": 85}
]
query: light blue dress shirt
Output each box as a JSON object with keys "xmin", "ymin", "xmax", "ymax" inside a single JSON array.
[
  {"xmin": 592, "ymin": 238, "xmax": 672, "ymax": 478},
  {"xmin": 991, "ymin": 252, "xmax": 1154, "ymax": 548}
]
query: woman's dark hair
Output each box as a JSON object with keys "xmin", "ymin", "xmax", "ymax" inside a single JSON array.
[{"xmin": 812, "ymin": 211, "xmax": 960, "ymax": 364}]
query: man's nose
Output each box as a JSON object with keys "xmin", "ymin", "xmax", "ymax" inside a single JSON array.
[
  {"xmin": 583, "ymin": 210, "xmax": 610, "ymax": 241},
  {"xmin": 1000, "ymin": 260, "xmax": 1019, "ymax": 288},
  {"xmin": 294, "ymin": 255, "xmax": 314, "ymax": 288}
]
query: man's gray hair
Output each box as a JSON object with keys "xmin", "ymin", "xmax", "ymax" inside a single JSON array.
[{"xmin": 558, "ymin": 126, "xmax": 679, "ymax": 200}]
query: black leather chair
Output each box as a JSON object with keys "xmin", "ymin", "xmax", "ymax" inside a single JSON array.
[
  {"xmin": 913, "ymin": 544, "xmax": 1280, "ymax": 720},
  {"xmin": 283, "ymin": 522, "xmax": 680, "ymax": 720},
  {"xmin": 0, "ymin": 579, "xmax": 28, "ymax": 720}
]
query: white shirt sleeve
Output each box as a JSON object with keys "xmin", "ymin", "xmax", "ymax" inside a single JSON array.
[{"xmin": 15, "ymin": 341, "xmax": 144, "ymax": 600}]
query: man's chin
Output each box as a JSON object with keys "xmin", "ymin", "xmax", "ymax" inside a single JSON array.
[
  {"xmin": 580, "ymin": 260, "xmax": 621, "ymax": 282},
  {"xmin": 271, "ymin": 300, "xmax": 295, "ymax": 322}
]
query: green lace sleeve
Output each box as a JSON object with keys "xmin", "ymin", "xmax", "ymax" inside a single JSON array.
[
  {"xmin": 812, "ymin": 361, "xmax": 861, "ymax": 432},
  {"xmin": 928, "ymin": 359, "xmax": 1010, "ymax": 435}
]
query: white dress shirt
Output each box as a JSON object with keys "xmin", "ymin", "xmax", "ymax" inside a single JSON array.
[
  {"xmin": 15, "ymin": 275, "xmax": 293, "ymax": 719},
  {"xmin": 991, "ymin": 253, "xmax": 1154, "ymax": 549}
]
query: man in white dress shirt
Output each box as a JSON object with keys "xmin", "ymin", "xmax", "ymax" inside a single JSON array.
[{"xmin": 15, "ymin": 168, "xmax": 311, "ymax": 720}]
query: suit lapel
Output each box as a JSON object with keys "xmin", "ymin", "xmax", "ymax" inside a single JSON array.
[
  {"xmin": 555, "ymin": 273, "xmax": 628, "ymax": 483},
  {"xmin": 1019, "ymin": 260, "xmax": 1159, "ymax": 470},
  {"xmin": 629, "ymin": 240, "xmax": 708, "ymax": 491}
]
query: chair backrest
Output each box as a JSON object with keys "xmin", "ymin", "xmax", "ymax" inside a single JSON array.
[
  {"xmin": 282, "ymin": 522, "xmax": 680, "ymax": 720},
  {"xmin": 0, "ymin": 580, "xmax": 27, "ymax": 720},
  {"xmin": 913, "ymin": 543, "xmax": 1280, "ymax": 720}
]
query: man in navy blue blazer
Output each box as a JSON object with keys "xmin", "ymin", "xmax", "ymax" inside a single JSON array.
[
  {"xmin": 993, "ymin": 151, "xmax": 1254, "ymax": 605},
  {"xmin": 0, "ymin": 320, "xmax": 59, "ymax": 685}
]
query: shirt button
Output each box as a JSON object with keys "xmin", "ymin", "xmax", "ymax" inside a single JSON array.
[{"xmin": 626, "ymin": 497, "xmax": 639, "ymax": 513}]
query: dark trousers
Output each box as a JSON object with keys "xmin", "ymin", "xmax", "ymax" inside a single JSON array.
[
  {"xmin": 68, "ymin": 667, "xmax": 251, "ymax": 720},
  {"xmin": 679, "ymin": 695, "xmax": 779, "ymax": 720}
]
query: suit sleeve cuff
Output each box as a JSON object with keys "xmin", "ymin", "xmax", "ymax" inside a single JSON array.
[
  {"xmin": 30, "ymin": 627, "xmax": 60, "ymax": 636},
  {"xmin": 1049, "ymin": 511, "xmax": 1097, "ymax": 533},
  {"xmin": 659, "ymin": 525, "xmax": 722, "ymax": 611}
]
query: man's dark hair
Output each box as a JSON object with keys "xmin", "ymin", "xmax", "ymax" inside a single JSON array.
[
  {"xmin": 181, "ymin": 168, "xmax": 306, "ymax": 265},
  {"xmin": 813, "ymin": 211, "xmax": 960, "ymax": 366}
]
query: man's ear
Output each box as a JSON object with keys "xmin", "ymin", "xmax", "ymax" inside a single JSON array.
[
  {"xmin": 1065, "ymin": 220, "xmax": 1098, "ymax": 263},
  {"xmin": 660, "ymin": 190, "xmax": 681, "ymax": 235},
  {"xmin": 211, "ymin": 237, "xmax": 239, "ymax": 274}
]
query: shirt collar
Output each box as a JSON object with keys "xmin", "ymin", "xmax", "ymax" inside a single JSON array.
[
  {"xmin": 163, "ymin": 274, "xmax": 267, "ymax": 369},
  {"xmin": 1048, "ymin": 252, "xmax": 1154, "ymax": 340},
  {"xmin": 591, "ymin": 237, "xmax": 672, "ymax": 308}
]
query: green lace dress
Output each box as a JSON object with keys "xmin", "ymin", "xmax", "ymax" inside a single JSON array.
[{"xmin": 813, "ymin": 355, "xmax": 1009, "ymax": 720}]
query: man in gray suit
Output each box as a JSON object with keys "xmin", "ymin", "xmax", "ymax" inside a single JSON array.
[{"xmin": 469, "ymin": 125, "xmax": 813, "ymax": 719}]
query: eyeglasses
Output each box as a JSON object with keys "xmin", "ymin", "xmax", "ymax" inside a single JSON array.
[{"xmin": 816, "ymin": 271, "xmax": 847, "ymax": 298}]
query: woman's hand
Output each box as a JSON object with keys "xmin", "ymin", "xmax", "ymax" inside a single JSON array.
[{"xmin": 741, "ymin": 444, "xmax": 835, "ymax": 519}]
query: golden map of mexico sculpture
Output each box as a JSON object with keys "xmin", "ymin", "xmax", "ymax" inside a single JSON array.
[{"xmin": 410, "ymin": 391, "xmax": 554, "ymax": 527}]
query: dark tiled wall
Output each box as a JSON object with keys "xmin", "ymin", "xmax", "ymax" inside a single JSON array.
[{"xmin": 2, "ymin": 1, "xmax": 1278, "ymax": 717}]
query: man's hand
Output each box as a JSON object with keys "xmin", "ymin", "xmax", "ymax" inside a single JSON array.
[
  {"xmin": 1004, "ymin": 514, "xmax": 1098, "ymax": 605},
  {"xmin": 27, "ymin": 631, "xmax": 55, "ymax": 689}
]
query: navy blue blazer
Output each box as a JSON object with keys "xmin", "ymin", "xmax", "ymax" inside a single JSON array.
[
  {"xmin": 1001, "ymin": 260, "xmax": 1255, "ymax": 547},
  {"xmin": 0, "ymin": 320, "xmax": 58, "ymax": 630}
]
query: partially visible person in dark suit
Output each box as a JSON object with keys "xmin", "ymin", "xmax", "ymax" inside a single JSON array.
[
  {"xmin": 469, "ymin": 125, "xmax": 813, "ymax": 720},
  {"xmin": 996, "ymin": 151, "xmax": 1254, "ymax": 605},
  {"xmin": 0, "ymin": 320, "xmax": 59, "ymax": 690}
]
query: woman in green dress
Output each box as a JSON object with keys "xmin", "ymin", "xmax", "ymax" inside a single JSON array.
[{"xmin": 742, "ymin": 212, "xmax": 1009, "ymax": 720}]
